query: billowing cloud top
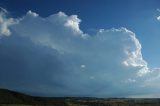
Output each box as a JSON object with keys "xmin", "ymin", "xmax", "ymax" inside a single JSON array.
[
  {"xmin": 157, "ymin": 9, "xmax": 160, "ymax": 21},
  {"xmin": 0, "ymin": 9, "xmax": 160, "ymax": 97},
  {"xmin": 0, "ymin": 9, "xmax": 14, "ymax": 36},
  {"xmin": 157, "ymin": 16, "xmax": 160, "ymax": 21}
]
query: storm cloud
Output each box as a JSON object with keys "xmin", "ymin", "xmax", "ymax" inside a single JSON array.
[{"xmin": 0, "ymin": 9, "xmax": 159, "ymax": 97}]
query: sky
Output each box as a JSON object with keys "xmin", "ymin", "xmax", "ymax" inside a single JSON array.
[{"xmin": 1, "ymin": 0, "xmax": 160, "ymax": 97}]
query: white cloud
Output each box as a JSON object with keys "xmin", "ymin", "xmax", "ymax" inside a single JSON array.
[
  {"xmin": 81, "ymin": 64, "xmax": 86, "ymax": 68},
  {"xmin": 157, "ymin": 16, "xmax": 160, "ymax": 21},
  {"xmin": 64, "ymin": 14, "xmax": 82, "ymax": 34},
  {"xmin": 27, "ymin": 10, "xmax": 39, "ymax": 17},
  {"xmin": 156, "ymin": 9, "xmax": 160, "ymax": 21},
  {"xmin": 97, "ymin": 28, "xmax": 149, "ymax": 76},
  {"xmin": 0, "ymin": 10, "xmax": 15, "ymax": 36},
  {"xmin": 0, "ymin": 9, "xmax": 160, "ymax": 97}
]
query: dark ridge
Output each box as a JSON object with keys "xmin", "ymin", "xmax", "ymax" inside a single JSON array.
[
  {"xmin": 0, "ymin": 88, "xmax": 70, "ymax": 105},
  {"xmin": 0, "ymin": 88, "xmax": 38, "ymax": 104}
]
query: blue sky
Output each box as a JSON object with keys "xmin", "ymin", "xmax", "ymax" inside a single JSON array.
[{"xmin": 1, "ymin": 0, "xmax": 160, "ymax": 97}]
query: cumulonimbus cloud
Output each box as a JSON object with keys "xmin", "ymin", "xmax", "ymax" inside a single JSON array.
[{"xmin": 0, "ymin": 9, "xmax": 159, "ymax": 97}]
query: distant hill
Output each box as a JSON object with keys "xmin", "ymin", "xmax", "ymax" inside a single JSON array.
[
  {"xmin": 1, "ymin": 88, "xmax": 160, "ymax": 106},
  {"xmin": 0, "ymin": 88, "xmax": 39, "ymax": 104},
  {"xmin": 0, "ymin": 88, "xmax": 67, "ymax": 106}
]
